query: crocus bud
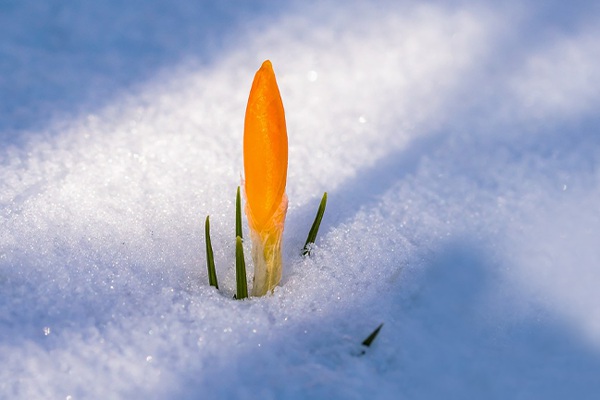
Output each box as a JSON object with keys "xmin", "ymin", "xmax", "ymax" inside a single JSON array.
[{"xmin": 243, "ymin": 60, "xmax": 288, "ymax": 296}]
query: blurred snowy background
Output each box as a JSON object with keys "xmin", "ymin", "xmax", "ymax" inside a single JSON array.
[{"xmin": 1, "ymin": 0, "xmax": 600, "ymax": 398}]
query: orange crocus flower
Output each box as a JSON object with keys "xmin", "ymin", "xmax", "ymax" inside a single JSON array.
[{"xmin": 244, "ymin": 60, "xmax": 288, "ymax": 296}]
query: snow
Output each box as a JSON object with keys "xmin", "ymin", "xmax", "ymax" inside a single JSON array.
[{"xmin": 1, "ymin": 0, "xmax": 600, "ymax": 398}]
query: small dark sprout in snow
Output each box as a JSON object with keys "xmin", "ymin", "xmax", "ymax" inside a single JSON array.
[{"xmin": 361, "ymin": 323, "xmax": 384, "ymax": 348}]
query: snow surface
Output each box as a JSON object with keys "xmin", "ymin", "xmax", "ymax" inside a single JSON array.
[{"xmin": 2, "ymin": 0, "xmax": 600, "ymax": 398}]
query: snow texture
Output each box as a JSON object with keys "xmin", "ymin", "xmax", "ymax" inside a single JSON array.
[{"xmin": 1, "ymin": 0, "xmax": 600, "ymax": 398}]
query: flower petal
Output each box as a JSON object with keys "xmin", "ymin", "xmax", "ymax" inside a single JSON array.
[{"xmin": 243, "ymin": 60, "xmax": 288, "ymax": 233}]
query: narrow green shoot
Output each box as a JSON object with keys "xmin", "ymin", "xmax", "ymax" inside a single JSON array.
[
  {"xmin": 236, "ymin": 186, "xmax": 243, "ymax": 240},
  {"xmin": 204, "ymin": 216, "xmax": 218, "ymax": 289},
  {"xmin": 302, "ymin": 192, "xmax": 328, "ymax": 256},
  {"xmin": 361, "ymin": 323, "xmax": 383, "ymax": 347},
  {"xmin": 235, "ymin": 236, "xmax": 248, "ymax": 299},
  {"xmin": 235, "ymin": 186, "xmax": 248, "ymax": 299}
]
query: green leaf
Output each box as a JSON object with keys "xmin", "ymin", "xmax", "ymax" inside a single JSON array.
[
  {"xmin": 236, "ymin": 186, "xmax": 243, "ymax": 240},
  {"xmin": 205, "ymin": 216, "xmax": 218, "ymax": 289},
  {"xmin": 235, "ymin": 236, "xmax": 248, "ymax": 300},
  {"xmin": 361, "ymin": 323, "xmax": 383, "ymax": 347},
  {"xmin": 302, "ymin": 192, "xmax": 328, "ymax": 256}
]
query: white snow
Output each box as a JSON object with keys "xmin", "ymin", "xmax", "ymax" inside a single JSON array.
[{"xmin": 1, "ymin": 0, "xmax": 600, "ymax": 398}]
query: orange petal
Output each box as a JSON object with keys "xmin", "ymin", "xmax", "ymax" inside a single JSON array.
[{"xmin": 243, "ymin": 60, "xmax": 288, "ymax": 233}]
